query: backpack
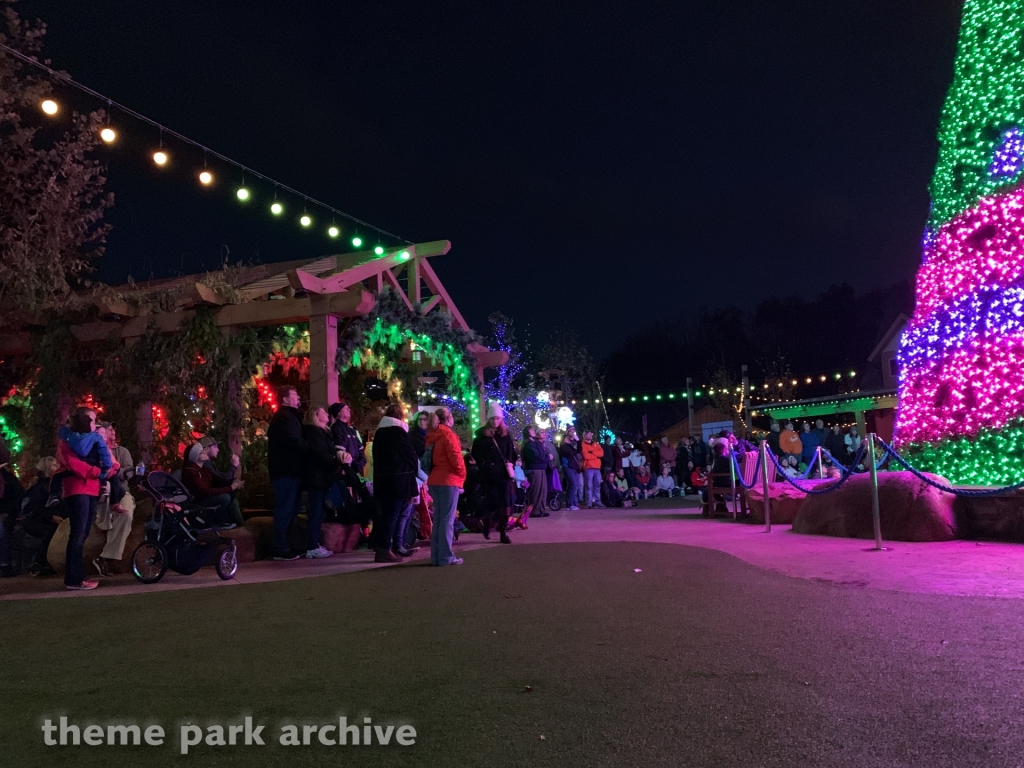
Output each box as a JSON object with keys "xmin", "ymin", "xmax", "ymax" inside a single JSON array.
[{"xmin": 420, "ymin": 444, "xmax": 434, "ymax": 474}]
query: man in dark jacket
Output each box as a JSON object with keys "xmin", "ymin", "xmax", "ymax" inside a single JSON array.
[
  {"xmin": 559, "ymin": 427, "xmax": 583, "ymax": 510},
  {"xmin": 267, "ymin": 387, "xmax": 307, "ymax": 560},
  {"xmin": 372, "ymin": 402, "xmax": 420, "ymax": 562},
  {"xmin": 328, "ymin": 403, "xmax": 366, "ymax": 474},
  {"xmin": 823, "ymin": 424, "xmax": 848, "ymax": 466},
  {"xmin": 520, "ymin": 426, "xmax": 547, "ymax": 525},
  {"xmin": 691, "ymin": 435, "xmax": 709, "ymax": 469}
]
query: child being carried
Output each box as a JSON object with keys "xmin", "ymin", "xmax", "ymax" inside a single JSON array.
[{"xmin": 57, "ymin": 425, "xmax": 125, "ymax": 511}]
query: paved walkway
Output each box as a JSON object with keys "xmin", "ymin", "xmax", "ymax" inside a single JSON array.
[{"xmin": 5, "ymin": 498, "xmax": 1024, "ymax": 600}]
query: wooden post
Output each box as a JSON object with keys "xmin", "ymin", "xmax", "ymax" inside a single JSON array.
[
  {"xmin": 223, "ymin": 330, "xmax": 244, "ymax": 470},
  {"xmin": 309, "ymin": 300, "xmax": 339, "ymax": 413},
  {"xmin": 136, "ymin": 400, "xmax": 153, "ymax": 463}
]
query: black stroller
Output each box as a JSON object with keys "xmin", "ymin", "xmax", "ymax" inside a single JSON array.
[{"xmin": 130, "ymin": 470, "xmax": 239, "ymax": 584}]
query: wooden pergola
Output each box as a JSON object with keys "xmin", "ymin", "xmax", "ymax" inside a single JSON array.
[{"xmin": 1, "ymin": 240, "xmax": 506, "ymax": 450}]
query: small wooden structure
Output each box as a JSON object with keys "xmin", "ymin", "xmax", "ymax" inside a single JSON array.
[{"xmin": 0, "ymin": 240, "xmax": 507, "ymax": 451}]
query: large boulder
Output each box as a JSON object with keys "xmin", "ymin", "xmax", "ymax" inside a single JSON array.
[
  {"xmin": 954, "ymin": 490, "xmax": 1024, "ymax": 541},
  {"xmin": 321, "ymin": 522, "xmax": 362, "ymax": 553},
  {"xmin": 746, "ymin": 482, "xmax": 810, "ymax": 524},
  {"xmin": 793, "ymin": 471, "xmax": 957, "ymax": 542},
  {"xmin": 47, "ymin": 513, "xmax": 146, "ymax": 576}
]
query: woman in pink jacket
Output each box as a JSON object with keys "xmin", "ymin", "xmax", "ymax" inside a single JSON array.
[{"xmin": 57, "ymin": 407, "xmax": 118, "ymax": 591}]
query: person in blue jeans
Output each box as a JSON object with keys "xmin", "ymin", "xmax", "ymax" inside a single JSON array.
[
  {"xmin": 300, "ymin": 406, "xmax": 341, "ymax": 559},
  {"xmin": 267, "ymin": 387, "xmax": 308, "ymax": 561},
  {"xmin": 426, "ymin": 407, "xmax": 466, "ymax": 565}
]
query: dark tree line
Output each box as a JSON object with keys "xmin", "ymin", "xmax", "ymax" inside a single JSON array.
[{"xmin": 602, "ymin": 281, "xmax": 914, "ymax": 393}]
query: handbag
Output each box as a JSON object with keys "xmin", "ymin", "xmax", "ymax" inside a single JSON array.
[{"xmin": 492, "ymin": 437, "xmax": 515, "ymax": 479}]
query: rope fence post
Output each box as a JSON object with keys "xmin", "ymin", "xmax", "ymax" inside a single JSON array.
[
  {"xmin": 816, "ymin": 445, "xmax": 824, "ymax": 479},
  {"xmin": 867, "ymin": 433, "xmax": 885, "ymax": 551},
  {"xmin": 729, "ymin": 449, "xmax": 738, "ymax": 520},
  {"xmin": 760, "ymin": 440, "xmax": 771, "ymax": 533}
]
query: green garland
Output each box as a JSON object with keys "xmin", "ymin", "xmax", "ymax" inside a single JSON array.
[{"xmin": 336, "ymin": 290, "xmax": 483, "ymax": 430}]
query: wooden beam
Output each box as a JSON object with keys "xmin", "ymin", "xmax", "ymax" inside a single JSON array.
[
  {"xmin": 408, "ymin": 256, "xmax": 422, "ymax": 305},
  {"xmin": 65, "ymin": 291, "xmax": 376, "ymax": 344},
  {"xmin": 469, "ymin": 342, "xmax": 509, "ymax": 368},
  {"xmin": 178, "ymin": 282, "xmax": 228, "ymax": 308},
  {"xmin": 419, "ymin": 296, "xmax": 441, "ymax": 314},
  {"xmin": 419, "ymin": 258, "xmax": 470, "ymax": 331},
  {"xmin": 382, "ymin": 269, "xmax": 414, "ymax": 311},
  {"xmin": 308, "ymin": 298, "xmax": 339, "ymax": 413}
]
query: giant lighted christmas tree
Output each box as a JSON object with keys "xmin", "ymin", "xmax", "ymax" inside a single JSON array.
[{"xmin": 897, "ymin": 0, "xmax": 1024, "ymax": 485}]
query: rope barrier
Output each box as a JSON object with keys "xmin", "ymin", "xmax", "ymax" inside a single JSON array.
[
  {"xmin": 766, "ymin": 445, "xmax": 867, "ymax": 495},
  {"xmin": 875, "ymin": 439, "xmax": 1024, "ymax": 497}
]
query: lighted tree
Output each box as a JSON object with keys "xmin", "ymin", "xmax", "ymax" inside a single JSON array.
[
  {"xmin": 0, "ymin": 0, "xmax": 112, "ymax": 315},
  {"xmin": 897, "ymin": 0, "xmax": 1024, "ymax": 484},
  {"xmin": 484, "ymin": 312, "xmax": 537, "ymax": 437}
]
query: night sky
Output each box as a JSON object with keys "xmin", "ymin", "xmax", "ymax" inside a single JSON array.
[{"xmin": 21, "ymin": 0, "xmax": 964, "ymax": 356}]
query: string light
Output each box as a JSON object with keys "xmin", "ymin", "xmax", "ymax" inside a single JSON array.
[
  {"xmin": 328, "ymin": 226, "xmax": 340, "ymax": 238},
  {"xmin": 897, "ymin": 0, "xmax": 1024, "ymax": 484},
  {"xmin": 374, "ymin": 246, "xmax": 385, "ymax": 255},
  {"xmin": 271, "ymin": 201, "xmax": 284, "ymax": 215},
  {"xmin": 236, "ymin": 187, "xmax": 250, "ymax": 201},
  {"xmin": 398, "ymin": 250, "xmax": 411, "ymax": 260},
  {"xmin": 99, "ymin": 127, "xmax": 116, "ymax": 143},
  {"xmin": 198, "ymin": 170, "xmax": 213, "ymax": 185},
  {"xmin": 300, "ymin": 214, "xmax": 312, "ymax": 227},
  {"xmin": 0, "ymin": 40, "xmax": 409, "ymax": 246},
  {"xmin": 352, "ymin": 236, "xmax": 363, "ymax": 248}
]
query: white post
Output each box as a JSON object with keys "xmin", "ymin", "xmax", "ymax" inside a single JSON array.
[
  {"xmin": 868, "ymin": 433, "xmax": 883, "ymax": 550},
  {"xmin": 760, "ymin": 440, "xmax": 771, "ymax": 533}
]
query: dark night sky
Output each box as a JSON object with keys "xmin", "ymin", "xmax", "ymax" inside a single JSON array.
[{"xmin": 21, "ymin": 0, "xmax": 964, "ymax": 356}]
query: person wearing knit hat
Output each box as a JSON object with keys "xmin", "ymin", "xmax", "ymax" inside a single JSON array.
[
  {"xmin": 486, "ymin": 402, "xmax": 504, "ymax": 421},
  {"xmin": 182, "ymin": 442, "xmax": 240, "ymax": 529},
  {"xmin": 471, "ymin": 402, "xmax": 516, "ymax": 544}
]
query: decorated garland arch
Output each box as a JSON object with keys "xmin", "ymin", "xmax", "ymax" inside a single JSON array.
[{"xmin": 335, "ymin": 290, "xmax": 484, "ymax": 431}]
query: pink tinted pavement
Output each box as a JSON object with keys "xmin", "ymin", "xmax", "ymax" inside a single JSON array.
[{"xmin": 5, "ymin": 499, "xmax": 1024, "ymax": 601}]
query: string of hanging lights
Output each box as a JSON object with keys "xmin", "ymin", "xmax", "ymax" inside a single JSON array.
[
  {"xmin": 0, "ymin": 41, "xmax": 410, "ymax": 248},
  {"xmin": 603, "ymin": 370, "xmax": 861, "ymax": 404}
]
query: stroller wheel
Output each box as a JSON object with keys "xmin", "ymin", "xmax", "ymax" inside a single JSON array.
[
  {"xmin": 547, "ymin": 494, "xmax": 562, "ymax": 512},
  {"xmin": 131, "ymin": 542, "xmax": 167, "ymax": 583},
  {"xmin": 216, "ymin": 543, "xmax": 238, "ymax": 581}
]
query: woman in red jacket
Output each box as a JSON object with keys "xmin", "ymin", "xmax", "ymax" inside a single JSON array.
[
  {"xmin": 57, "ymin": 407, "xmax": 118, "ymax": 591},
  {"xmin": 426, "ymin": 407, "xmax": 467, "ymax": 566}
]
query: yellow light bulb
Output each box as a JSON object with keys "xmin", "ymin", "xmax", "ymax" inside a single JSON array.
[
  {"xmin": 328, "ymin": 226, "xmax": 339, "ymax": 238},
  {"xmin": 40, "ymin": 99, "xmax": 59, "ymax": 115},
  {"xmin": 237, "ymin": 187, "xmax": 250, "ymax": 201},
  {"xmin": 152, "ymin": 150, "xmax": 168, "ymax": 166},
  {"xmin": 99, "ymin": 127, "xmax": 117, "ymax": 143},
  {"xmin": 271, "ymin": 202, "xmax": 283, "ymax": 215},
  {"xmin": 198, "ymin": 170, "xmax": 213, "ymax": 185},
  {"xmin": 300, "ymin": 215, "xmax": 312, "ymax": 227}
]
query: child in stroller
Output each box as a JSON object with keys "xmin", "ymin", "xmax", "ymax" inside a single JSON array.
[{"xmin": 130, "ymin": 470, "xmax": 239, "ymax": 583}]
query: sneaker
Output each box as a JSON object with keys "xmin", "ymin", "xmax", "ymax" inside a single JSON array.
[
  {"xmin": 446, "ymin": 558, "xmax": 464, "ymax": 566},
  {"xmin": 65, "ymin": 580, "xmax": 99, "ymax": 591},
  {"xmin": 218, "ymin": 523, "xmax": 238, "ymax": 531},
  {"xmin": 304, "ymin": 546, "xmax": 333, "ymax": 559},
  {"xmin": 92, "ymin": 557, "xmax": 112, "ymax": 577},
  {"xmin": 374, "ymin": 549, "xmax": 402, "ymax": 563},
  {"xmin": 595, "ymin": 504, "xmax": 607, "ymax": 509},
  {"xmin": 568, "ymin": 506, "xmax": 580, "ymax": 511},
  {"xmin": 272, "ymin": 552, "xmax": 301, "ymax": 561}
]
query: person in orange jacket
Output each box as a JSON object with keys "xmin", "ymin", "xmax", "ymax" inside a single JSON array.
[
  {"xmin": 580, "ymin": 430, "xmax": 605, "ymax": 509},
  {"xmin": 425, "ymin": 407, "xmax": 467, "ymax": 566},
  {"xmin": 779, "ymin": 421, "xmax": 802, "ymax": 460}
]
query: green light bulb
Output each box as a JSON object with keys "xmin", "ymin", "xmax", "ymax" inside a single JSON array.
[
  {"xmin": 352, "ymin": 237, "xmax": 363, "ymax": 248},
  {"xmin": 271, "ymin": 202, "xmax": 283, "ymax": 215},
  {"xmin": 374, "ymin": 246, "xmax": 385, "ymax": 255},
  {"xmin": 398, "ymin": 250, "xmax": 410, "ymax": 260},
  {"xmin": 236, "ymin": 187, "xmax": 250, "ymax": 201}
]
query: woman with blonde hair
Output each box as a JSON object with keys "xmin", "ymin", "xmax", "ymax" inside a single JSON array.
[{"xmin": 425, "ymin": 407, "xmax": 467, "ymax": 565}]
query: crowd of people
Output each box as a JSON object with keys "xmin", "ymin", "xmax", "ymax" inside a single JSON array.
[{"xmin": 0, "ymin": 384, "xmax": 880, "ymax": 590}]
